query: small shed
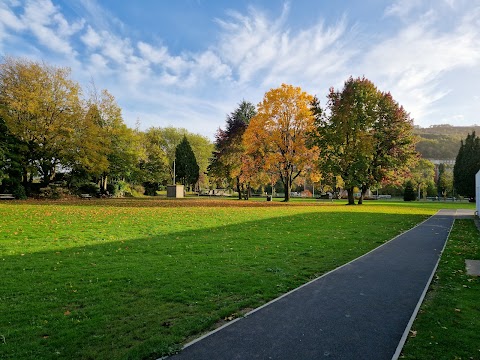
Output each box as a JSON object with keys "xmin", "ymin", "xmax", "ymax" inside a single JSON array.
[
  {"xmin": 476, "ymin": 170, "xmax": 480, "ymax": 218},
  {"xmin": 167, "ymin": 185, "xmax": 184, "ymax": 198}
]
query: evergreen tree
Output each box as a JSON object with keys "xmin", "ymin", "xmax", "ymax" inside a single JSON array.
[
  {"xmin": 175, "ymin": 136, "xmax": 199, "ymax": 191},
  {"xmin": 403, "ymin": 180, "xmax": 416, "ymax": 201},
  {"xmin": 453, "ymin": 132, "xmax": 480, "ymax": 198}
]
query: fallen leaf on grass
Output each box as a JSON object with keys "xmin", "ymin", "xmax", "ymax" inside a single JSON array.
[
  {"xmin": 409, "ymin": 330, "xmax": 417, "ymax": 337},
  {"xmin": 64, "ymin": 310, "xmax": 71, "ymax": 316}
]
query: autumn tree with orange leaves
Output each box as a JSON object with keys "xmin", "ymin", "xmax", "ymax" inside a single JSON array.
[{"xmin": 243, "ymin": 84, "xmax": 319, "ymax": 202}]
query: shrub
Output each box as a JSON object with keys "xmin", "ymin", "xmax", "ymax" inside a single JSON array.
[
  {"xmin": 301, "ymin": 190, "xmax": 312, "ymax": 197},
  {"xmin": 131, "ymin": 184, "xmax": 145, "ymax": 197},
  {"xmin": 38, "ymin": 186, "xmax": 69, "ymax": 199},
  {"xmin": 1, "ymin": 178, "xmax": 27, "ymax": 199},
  {"xmin": 114, "ymin": 181, "xmax": 129, "ymax": 197},
  {"xmin": 143, "ymin": 182, "xmax": 159, "ymax": 196},
  {"xmin": 106, "ymin": 183, "xmax": 116, "ymax": 196},
  {"xmin": 403, "ymin": 181, "xmax": 416, "ymax": 201},
  {"xmin": 79, "ymin": 183, "xmax": 100, "ymax": 195}
]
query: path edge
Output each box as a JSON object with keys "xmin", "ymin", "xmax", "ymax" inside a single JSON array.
[
  {"xmin": 390, "ymin": 209, "xmax": 455, "ymax": 360},
  {"xmin": 162, "ymin": 211, "xmax": 438, "ymax": 359}
]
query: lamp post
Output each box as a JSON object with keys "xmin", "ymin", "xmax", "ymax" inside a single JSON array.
[{"xmin": 173, "ymin": 160, "xmax": 176, "ymax": 184}]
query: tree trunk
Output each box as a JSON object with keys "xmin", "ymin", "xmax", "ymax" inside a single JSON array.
[
  {"xmin": 284, "ymin": 178, "xmax": 291, "ymax": 202},
  {"xmin": 101, "ymin": 174, "xmax": 108, "ymax": 193},
  {"xmin": 347, "ymin": 186, "xmax": 355, "ymax": 205},
  {"xmin": 236, "ymin": 177, "xmax": 242, "ymax": 200},
  {"xmin": 41, "ymin": 162, "xmax": 52, "ymax": 187},
  {"xmin": 22, "ymin": 168, "xmax": 29, "ymax": 188},
  {"xmin": 358, "ymin": 185, "xmax": 368, "ymax": 205}
]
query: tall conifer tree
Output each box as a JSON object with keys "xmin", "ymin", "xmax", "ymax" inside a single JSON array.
[{"xmin": 175, "ymin": 136, "xmax": 199, "ymax": 191}]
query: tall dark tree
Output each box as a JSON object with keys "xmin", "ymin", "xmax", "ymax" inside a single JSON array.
[
  {"xmin": 453, "ymin": 132, "xmax": 480, "ymax": 199},
  {"xmin": 403, "ymin": 180, "xmax": 416, "ymax": 201},
  {"xmin": 0, "ymin": 115, "xmax": 27, "ymax": 198},
  {"xmin": 208, "ymin": 100, "xmax": 256, "ymax": 199},
  {"xmin": 175, "ymin": 136, "xmax": 199, "ymax": 191}
]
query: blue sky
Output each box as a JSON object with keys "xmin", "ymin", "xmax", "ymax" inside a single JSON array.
[{"xmin": 1, "ymin": 0, "xmax": 479, "ymax": 139}]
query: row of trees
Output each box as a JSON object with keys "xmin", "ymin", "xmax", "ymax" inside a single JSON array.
[
  {"xmin": 0, "ymin": 56, "xmax": 212, "ymax": 197},
  {"xmin": 2, "ymin": 55, "xmax": 476, "ymax": 202},
  {"xmin": 210, "ymin": 79, "xmax": 417, "ymax": 204}
]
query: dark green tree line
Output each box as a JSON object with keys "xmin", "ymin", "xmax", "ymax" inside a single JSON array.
[{"xmin": 453, "ymin": 132, "xmax": 480, "ymax": 199}]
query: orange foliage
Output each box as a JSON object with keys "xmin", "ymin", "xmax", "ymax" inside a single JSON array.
[{"xmin": 243, "ymin": 84, "xmax": 319, "ymax": 201}]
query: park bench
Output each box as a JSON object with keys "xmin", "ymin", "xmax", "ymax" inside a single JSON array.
[
  {"xmin": 80, "ymin": 194, "xmax": 92, "ymax": 199},
  {"xmin": 0, "ymin": 193, "xmax": 15, "ymax": 200}
]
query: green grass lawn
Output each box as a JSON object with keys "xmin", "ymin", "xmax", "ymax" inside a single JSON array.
[
  {"xmin": 400, "ymin": 219, "xmax": 480, "ymax": 360},
  {"xmin": 0, "ymin": 199, "xmax": 474, "ymax": 359}
]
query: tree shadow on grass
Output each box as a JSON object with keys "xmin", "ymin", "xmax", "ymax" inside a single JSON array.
[{"xmin": 1, "ymin": 210, "xmax": 426, "ymax": 360}]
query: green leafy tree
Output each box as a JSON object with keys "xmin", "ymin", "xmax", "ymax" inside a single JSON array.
[
  {"xmin": 437, "ymin": 163, "xmax": 453, "ymax": 199},
  {"xmin": 311, "ymin": 77, "xmax": 379, "ymax": 205},
  {"xmin": 175, "ymin": 136, "xmax": 199, "ymax": 191},
  {"xmin": 138, "ymin": 128, "xmax": 170, "ymax": 195},
  {"xmin": 362, "ymin": 92, "xmax": 417, "ymax": 203},
  {"xmin": 0, "ymin": 56, "xmax": 82, "ymax": 187},
  {"xmin": 85, "ymin": 89, "xmax": 141, "ymax": 193},
  {"xmin": 147, "ymin": 127, "xmax": 212, "ymax": 188},
  {"xmin": 453, "ymin": 131, "xmax": 480, "ymax": 198},
  {"xmin": 183, "ymin": 133, "xmax": 214, "ymax": 190},
  {"xmin": 410, "ymin": 159, "xmax": 435, "ymax": 200},
  {"xmin": 69, "ymin": 104, "xmax": 110, "ymax": 179},
  {"xmin": 209, "ymin": 100, "xmax": 256, "ymax": 199},
  {"xmin": 311, "ymin": 77, "xmax": 417, "ymax": 205}
]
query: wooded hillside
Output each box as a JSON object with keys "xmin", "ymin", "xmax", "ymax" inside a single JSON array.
[{"xmin": 415, "ymin": 124, "xmax": 480, "ymax": 159}]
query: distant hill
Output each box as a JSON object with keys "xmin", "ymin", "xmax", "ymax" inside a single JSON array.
[{"xmin": 414, "ymin": 124, "xmax": 480, "ymax": 160}]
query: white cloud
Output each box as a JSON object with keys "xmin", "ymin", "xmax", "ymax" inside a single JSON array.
[
  {"xmin": 214, "ymin": 6, "xmax": 352, "ymax": 90},
  {"xmin": 137, "ymin": 41, "xmax": 168, "ymax": 64},
  {"xmin": 2, "ymin": 0, "xmax": 479, "ymax": 136},
  {"xmin": 1, "ymin": 0, "xmax": 84, "ymax": 57},
  {"xmin": 384, "ymin": 0, "xmax": 422, "ymax": 19},
  {"xmin": 362, "ymin": 4, "xmax": 480, "ymax": 123},
  {"xmin": 81, "ymin": 26, "xmax": 102, "ymax": 49},
  {"xmin": 195, "ymin": 51, "xmax": 232, "ymax": 80},
  {"xmin": 89, "ymin": 53, "xmax": 109, "ymax": 71},
  {"xmin": 0, "ymin": 3, "xmax": 25, "ymax": 32}
]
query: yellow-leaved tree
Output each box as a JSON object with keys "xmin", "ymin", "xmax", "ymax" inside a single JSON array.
[
  {"xmin": 0, "ymin": 56, "xmax": 82, "ymax": 186},
  {"xmin": 243, "ymin": 84, "xmax": 319, "ymax": 201}
]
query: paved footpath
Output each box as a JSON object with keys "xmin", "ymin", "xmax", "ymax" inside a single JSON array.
[{"xmin": 167, "ymin": 209, "xmax": 472, "ymax": 360}]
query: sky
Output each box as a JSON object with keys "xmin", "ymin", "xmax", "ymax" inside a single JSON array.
[{"xmin": 1, "ymin": 0, "xmax": 480, "ymax": 139}]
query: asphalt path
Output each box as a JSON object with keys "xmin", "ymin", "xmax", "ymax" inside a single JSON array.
[{"xmin": 166, "ymin": 209, "xmax": 463, "ymax": 360}]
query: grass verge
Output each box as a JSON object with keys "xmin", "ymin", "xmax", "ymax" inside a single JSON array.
[{"xmin": 400, "ymin": 219, "xmax": 480, "ymax": 359}]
